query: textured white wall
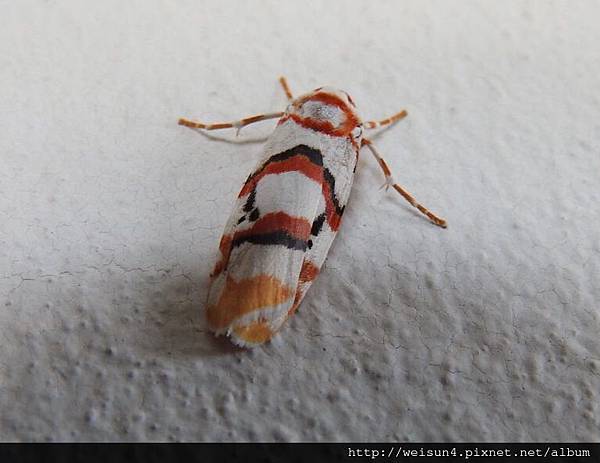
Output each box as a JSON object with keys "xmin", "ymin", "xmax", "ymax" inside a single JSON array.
[{"xmin": 1, "ymin": 0, "xmax": 599, "ymax": 441}]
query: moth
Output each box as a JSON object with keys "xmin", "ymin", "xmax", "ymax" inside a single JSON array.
[{"xmin": 179, "ymin": 77, "xmax": 446, "ymax": 348}]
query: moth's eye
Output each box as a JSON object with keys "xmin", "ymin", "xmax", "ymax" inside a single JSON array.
[{"xmin": 351, "ymin": 126, "xmax": 363, "ymax": 139}]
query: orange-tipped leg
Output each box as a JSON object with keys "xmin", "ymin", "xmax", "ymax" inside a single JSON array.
[
  {"xmin": 178, "ymin": 111, "xmax": 284, "ymax": 135},
  {"xmin": 278, "ymin": 76, "xmax": 293, "ymax": 100},
  {"xmin": 361, "ymin": 138, "xmax": 447, "ymax": 228},
  {"xmin": 363, "ymin": 110, "xmax": 408, "ymax": 129}
]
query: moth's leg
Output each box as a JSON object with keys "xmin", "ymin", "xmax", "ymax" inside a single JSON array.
[
  {"xmin": 361, "ymin": 138, "xmax": 447, "ymax": 228},
  {"xmin": 278, "ymin": 76, "xmax": 293, "ymax": 100},
  {"xmin": 363, "ymin": 110, "xmax": 408, "ymax": 129},
  {"xmin": 178, "ymin": 111, "xmax": 284, "ymax": 134}
]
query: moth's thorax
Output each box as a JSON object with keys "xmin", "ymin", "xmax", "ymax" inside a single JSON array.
[{"xmin": 280, "ymin": 87, "xmax": 362, "ymax": 139}]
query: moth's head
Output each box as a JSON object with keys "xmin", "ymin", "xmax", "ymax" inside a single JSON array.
[{"xmin": 286, "ymin": 87, "xmax": 362, "ymax": 138}]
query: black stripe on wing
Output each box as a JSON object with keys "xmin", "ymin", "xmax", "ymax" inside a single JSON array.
[{"xmin": 232, "ymin": 231, "xmax": 308, "ymax": 252}]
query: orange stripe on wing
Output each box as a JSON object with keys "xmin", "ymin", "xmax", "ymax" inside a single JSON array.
[
  {"xmin": 232, "ymin": 320, "xmax": 274, "ymax": 344},
  {"xmin": 234, "ymin": 212, "xmax": 312, "ymax": 243},
  {"xmin": 229, "ymin": 261, "xmax": 321, "ymax": 344},
  {"xmin": 206, "ymin": 274, "xmax": 294, "ymax": 331},
  {"xmin": 239, "ymin": 155, "xmax": 323, "ymax": 198},
  {"xmin": 321, "ymin": 180, "xmax": 343, "ymax": 231},
  {"xmin": 288, "ymin": 259, "xmax": 321, "ymax": 316},
  {"xmin": 299, "ymin": 259, "xmax": 319, "ymax": 284}
]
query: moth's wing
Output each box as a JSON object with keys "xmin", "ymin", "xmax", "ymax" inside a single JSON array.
[
  {"xmin": 206, "ymin": 145, "xmax": 325, "ymax": 347},
  {"xmin": 291, "ymin": 138, "xmax": 359, "ymax": 311}
]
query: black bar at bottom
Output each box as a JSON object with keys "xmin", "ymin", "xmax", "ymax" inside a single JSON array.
[{"xmin": 0, "ymin": 443, "xmax": 598, "ymax": 463}]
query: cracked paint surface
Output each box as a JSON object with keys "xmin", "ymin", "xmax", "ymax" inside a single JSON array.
[{"xmin": 1, "ymin": 0, "xmax": 599, "ymax": 441}]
